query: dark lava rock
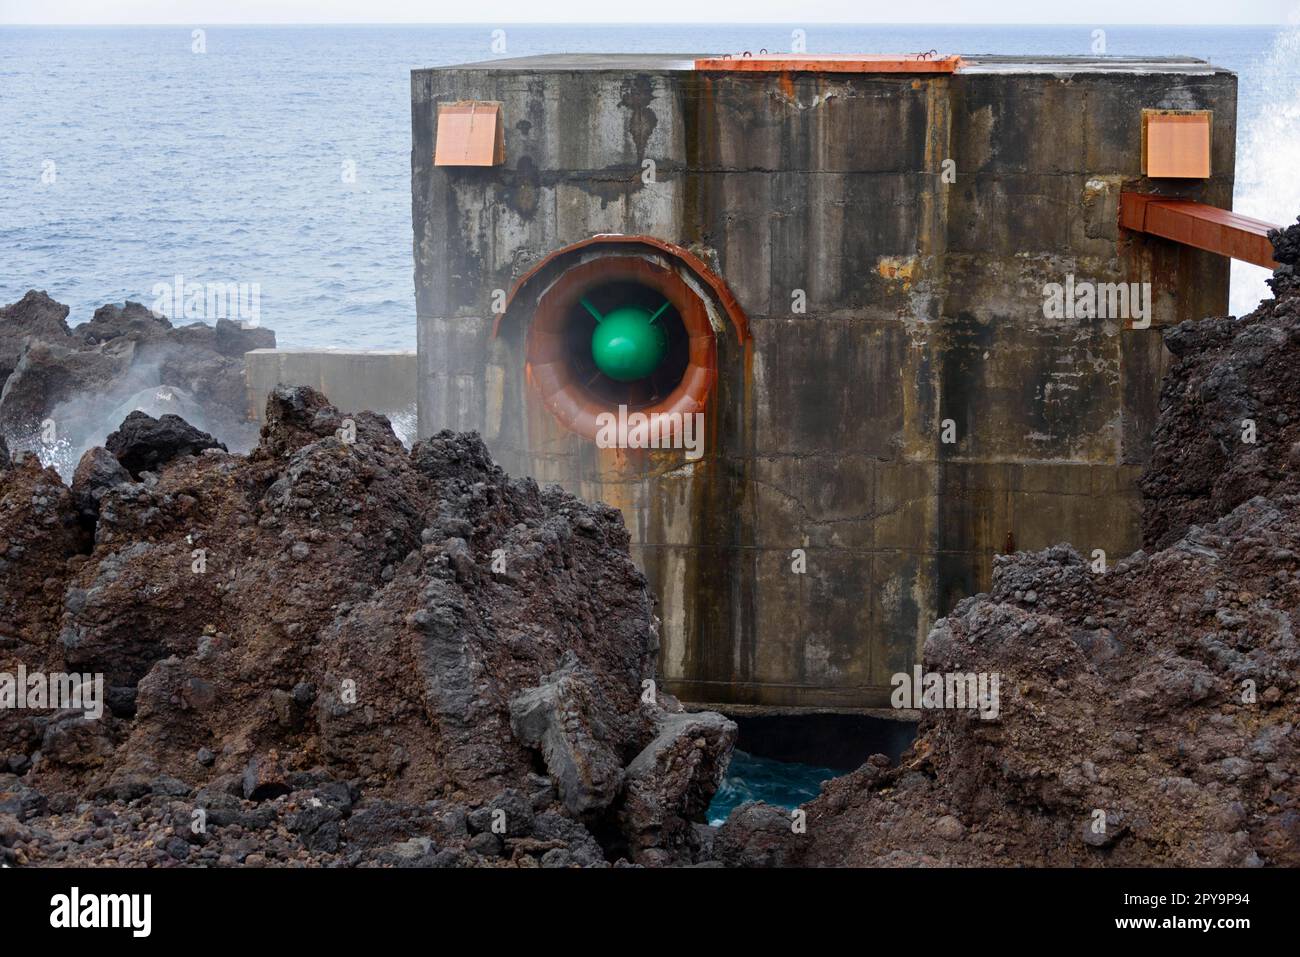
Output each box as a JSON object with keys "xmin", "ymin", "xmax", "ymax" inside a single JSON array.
[
  {"xmin": 712, "ymin": 802, "xmax": 802, "ymax": 867},
  {"xmin": 0, "ymin": 336, "xmax": 132, "ymax": 434},
  {"xmin": 214, "ymin": 318, "xmax": 275, "ymax": 358},
  {"xmin": 1268, "ymin": 215, "xmax": 1300, "ymax": 296},
  {"xmin": 70, "ymin": 446, "xmax": 132, "ymax": 520},
  {"xmin": 509, "ymin": 652, "xmax": 625, "ymax": 814},
  {"xmin": 617, "ymin": 709, "xmax": 737, "ymax": 864},
  {"xmin": 1, "ymin": 386, "xmax": 732, "ymax": 868},
  {"xmin": 1141, "ymin": 238, "xmax": 1300, "ymax": 550},
  {"xmin": 0, "ymin": 290, "xmax": 275, "ymax": 463},
  {"xmin": 467, "ymin": 832, "xmax": 502, "ymax": 858},
  {"xmin": 242, "ymin": 755, "xmax": 291, "ymax": 802},
  {"xmin": 468, "ymin": 788, "xmax": 533, "ymax": 838},
  {"xmin": 77, "ymin": 301, "xmax": 172, "ymax": 347},
  {"xmin": 105, "ymin": 410, "xmax": 226, "ymax": 478},
  {"xmin": 0, "ymin": 290, "xmax": 75, "ymax": 385}
]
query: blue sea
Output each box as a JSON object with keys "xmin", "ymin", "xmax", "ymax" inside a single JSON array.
[
  {"xmin": 707, "ymin": 749, "xmax": 843, "ymax": 826},
  {"xmin": 2, "ymin": 23, "xmax": 1299, "ymax": 348}
]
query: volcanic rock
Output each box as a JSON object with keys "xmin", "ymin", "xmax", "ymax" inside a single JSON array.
[
  {"xmin": 616, "ymin": 708, "xmax": 737, "ymax": 864},
  {"xmin": 0, "ymin": 291, "xmax": 275, "ymax": 473},
  {"xmin": 1142, "ymin": 217, "xmax": 1300, "ymax": 550},
  {"xmin": 1268, "ymin": 214, "xmax": 1300, "ymax": 296},
  {"xmin": 712, "ymin": 801, "xmax": 801, "ymax": 867},
  {"xmin": 509, "ymin": 652, "xmax": 627, "ymax": 814},
  {"xmin": 0, "ymin": 291, "xmax": 76, "ymax": 384},
  {"xmin": 0, "ymin": 386, "xmax": 733, "ymax": 867},
  {"xmin": 104, "ymin": 410, "xmax": 226, "ymax": 478},
  {"xmin": 214, "ymin": 318, "xmax": 276, "ymax": 358},
  {"xmin": 76, "ymin": 300, "xmax": 172, "ymax": 347},
  {"xmin": 0, "ymin": 336, "xmax": 132, "ymax": 435},
  {"xmin": 70, "ymin": 447, "xmax": 132, "ymax": 521}
]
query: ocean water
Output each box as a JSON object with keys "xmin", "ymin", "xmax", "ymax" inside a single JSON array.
[
  {"xmin": 706, "ymin": 749, "xmax": 843, "ymax": 826},
  {"xmin": 2, "ymin": 23, "xmax": 1299, "ymax": 349}
]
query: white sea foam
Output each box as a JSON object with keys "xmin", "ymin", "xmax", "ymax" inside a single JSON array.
[{"xmin": 1231, "ymin": 23, "xmax": 1300, "ymax": 317}]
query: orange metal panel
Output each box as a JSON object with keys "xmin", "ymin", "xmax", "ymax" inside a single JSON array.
[
  {"xmin": 693, "ymin": 53, "xmax": 962, "ymax": 73},
  {"xmin": 434, "ymin": 101, "xmax": 504, "ymax": 167},
  {"xmin": 1142, "ymin": 110, "xmax": 1211, "ymax": 179},
  {"xmin": 1120, "ymin": 192, "xmax": 1279, "ymax": 269}
]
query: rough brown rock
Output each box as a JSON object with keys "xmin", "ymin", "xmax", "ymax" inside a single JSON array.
[
  {"xmin": 1142, "ymin": 218, "xmax": 1300, "ymax": 550},
  {"xmin": 69, "ymin": 447, "xmax": 132, "ymax": 522},
  {"xmin": 712, "ymin": 801, "xmax": 802, "ymax": 867},
  {"xmin": 0, "ymin": 386, "xmax": 733, "ymax": 867},
  {"xmin": 616, "ymin": 707, "xmax": 737, "ymax": 864}
]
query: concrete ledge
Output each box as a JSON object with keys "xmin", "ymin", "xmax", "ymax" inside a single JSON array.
[{"xmin": 245, "ymin": 348, "xmax": 417, "ymax": 424}]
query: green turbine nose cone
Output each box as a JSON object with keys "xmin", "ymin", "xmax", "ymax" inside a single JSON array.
[{"xmin": 590, "ymin": 306, "xmax": 669, "ymax": 382}]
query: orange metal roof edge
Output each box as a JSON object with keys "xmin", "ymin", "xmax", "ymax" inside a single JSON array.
[
  {"xmin": 693, "ymin": 53, "xmax": 963, "ymax": 73},
  {"xmin": 1120, "ymin": 193, "xmax": 1280, "ymax": 270}
]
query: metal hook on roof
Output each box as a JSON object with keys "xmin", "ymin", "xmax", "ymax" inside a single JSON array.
[
  {"xmin": 742, "ymin": 50, "xmax": 752, "ymax": 57},
  {"xmin": 759, "ymin": 48, "xmax": 768, "ymax": 55},
  {"xmin": 914, "ymin": 49, "xmax": 938, "ymax": 60}
]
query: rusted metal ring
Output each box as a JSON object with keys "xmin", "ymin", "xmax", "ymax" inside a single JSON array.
[
  {"xmin": 524, "ymin": 255, "xmax": 717, "ymax": 442},
  {"xmin": 500, "ymin": 235, "xmax": 749, "ymax": 345}
]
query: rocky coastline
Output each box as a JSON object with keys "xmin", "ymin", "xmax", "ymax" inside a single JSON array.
[{"xmin": 3, "ymin": 219, "xmax": 1299, "ymax": 867}]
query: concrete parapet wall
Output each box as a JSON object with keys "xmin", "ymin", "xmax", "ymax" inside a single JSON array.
[{"xmin": 245, "ymin": 349, "xmax": 417, "ymax": 426}]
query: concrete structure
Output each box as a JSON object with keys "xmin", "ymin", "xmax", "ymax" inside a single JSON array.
[
  {"xmin": 245, "ymin": 349, "xmax": 417, "ymax": 428},
  {"xmin": 411, "ymin": 54, "xmax": 1237, "ymax": 710}
]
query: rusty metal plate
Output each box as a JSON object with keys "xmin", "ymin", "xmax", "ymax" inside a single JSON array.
[
  {"xmin": 1142, "ymin": 109, "xmax": 1211, "ymax": 179},
  {"xmin": 434, "ymin": 101, "xmax": 504, "ymax": 167}
]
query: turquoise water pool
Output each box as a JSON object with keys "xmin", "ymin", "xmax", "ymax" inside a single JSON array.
[{"xmin": 707, "ymin": 749, "xmax": 844, "ymax": 826}]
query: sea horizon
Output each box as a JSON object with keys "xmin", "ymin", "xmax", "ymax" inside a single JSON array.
[{"xmin": 3, "ymin": 22, "xmax": 1298, "ymax": 347}]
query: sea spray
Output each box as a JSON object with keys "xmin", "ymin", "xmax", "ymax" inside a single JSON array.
[{"xmin": 1232, "ymin": 23, "xmax": 1300, "ymax": 316}]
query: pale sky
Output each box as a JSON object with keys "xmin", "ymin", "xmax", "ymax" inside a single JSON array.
[{"xmin": 1, "ymin": 0, "xmax": 1297, "ymax": 25}]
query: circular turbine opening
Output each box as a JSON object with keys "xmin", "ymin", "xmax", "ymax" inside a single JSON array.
[
  {"xmin": 563, "ymin": 279, "xmax": 689, "ymax": 409},
  {"xmin": 523, "ymin": 251, "xmax": 719, "ymax": 442}
]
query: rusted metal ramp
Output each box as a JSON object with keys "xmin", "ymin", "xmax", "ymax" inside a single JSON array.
[{"xmin": 1121, "ymin": 193, "xmax": 1280, "ymax": 268}]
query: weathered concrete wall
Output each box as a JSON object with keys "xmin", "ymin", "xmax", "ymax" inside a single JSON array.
[
  {"xmin": 412, "ymin": 54, "xmax": 1237, "ymax": 710},
  {"xmin": 246, "ymin": 349, "xmax": 417, "ymax": 425}
]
